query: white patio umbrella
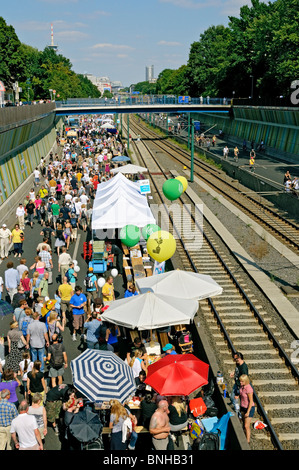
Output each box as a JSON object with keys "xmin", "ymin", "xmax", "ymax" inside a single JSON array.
[
  {"xmin": 100, "ymin": 122, "xmax": 115, "ymax": 129},
  {"xmin": 135, "ymin": 269, "xmax": 223, "ymax": 301},
  {"xmin": 101, "ymin": 291, "xmax": 198, "ymax": 330},
  {"xmin": 110, "ymin": 164, "xmax": 148, "ymax": 175}
]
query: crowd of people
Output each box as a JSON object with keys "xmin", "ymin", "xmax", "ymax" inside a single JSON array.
[{"xmin": 0, "ymin": 115, "xmax": 257, "ymax": 452}]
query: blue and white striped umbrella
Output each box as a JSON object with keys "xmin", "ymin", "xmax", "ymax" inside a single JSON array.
[{"xmin": 71, "ymin": 349, "xmax": 136, "ymax": 404}]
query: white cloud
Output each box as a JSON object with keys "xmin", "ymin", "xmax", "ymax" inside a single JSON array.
[
  {"xmin": 55, "ymin": 30, "xmax": 89, "ymax": 40},
  {"xmin": 159, "ymin": 0, "xmax": 219, "ymax": 9},
  {"xmin": 91, "ymin": 43, "xmax": 134, "ymax": 51},
  {"xmin": 158, "ymin": 40, "xmax": 183, "ymax": 46}
]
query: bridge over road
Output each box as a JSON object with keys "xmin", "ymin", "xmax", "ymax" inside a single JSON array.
[{"xmin": 55, "ymin": 96, "xmax": 231, "ymax": 116}]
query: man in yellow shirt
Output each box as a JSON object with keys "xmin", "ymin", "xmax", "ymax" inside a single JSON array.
[
  {"xmin": 39, "ymin": 186, "xmax": 48, "ymax": 200},
  {"xmin": 58, "ymin": 276, "xmax": 74, "ymax": 324},
  {"xmin": 102, "ymin": 276, "xmax": 115, "ymax": 305}
]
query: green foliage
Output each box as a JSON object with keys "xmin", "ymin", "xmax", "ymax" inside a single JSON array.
[
  {"xmin": 0, "ymin": 17, "xmax": 101, "ymax": 100},
  {"xmin": 0, "ymin": 17, "xmax": 24, "ymax": 87},
  {"xmin": 134, "ymin": 0, "xmax": 299, "ymax": 99}
]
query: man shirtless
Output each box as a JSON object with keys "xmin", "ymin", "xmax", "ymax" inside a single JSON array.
[{"xmin": 149, "ymin": 400, "xmax": 171, "ymax": 450}]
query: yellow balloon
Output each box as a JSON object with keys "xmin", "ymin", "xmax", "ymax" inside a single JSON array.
[
  {"xmin": 175, "ymin": 176, "xmax": 188, "ymax": 192},
  {"xmin": 147, "ymin": 231, "xmax": 176, "ymax": 263}
]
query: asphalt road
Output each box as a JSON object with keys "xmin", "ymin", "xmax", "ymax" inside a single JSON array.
[
  {"xmin": 156, "ymin": 114, "xmax": 299, "ymax": 187},
  {"xmin": 0, "ymin": 205, "xmax": 126, "ymax": 450}
]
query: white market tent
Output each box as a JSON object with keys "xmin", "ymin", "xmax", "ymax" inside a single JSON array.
[
  {"xmin": 136, "ymin": 269, "xmax": 223, "ymax": 301},
  {"xmin": 101, "ymin": 291, "xmax": 199, "ymax": 330},
  {"xmin": 92, "ymin": 173, "xmax": 156, "ymax": 230},
  {"xmin": 110, "ymin": 164, "xmax": 148, "ymax": 175}
]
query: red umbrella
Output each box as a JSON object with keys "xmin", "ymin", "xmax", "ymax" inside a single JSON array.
[{"xmin": 144, "ymin": 354, "xmax": 209, "ymax": 396}]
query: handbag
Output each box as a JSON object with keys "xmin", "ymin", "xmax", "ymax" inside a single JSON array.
[
  {"xmin": 20, "ymin": 232, "xmax": 25, "ymax": 242},
  {"xmin": 17, "ymin": 338, "xmax": 25, "ymax": 349}
]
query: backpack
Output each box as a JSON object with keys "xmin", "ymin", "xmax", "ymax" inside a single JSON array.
[
  {"xmin": 65, "ymin": 269, "xmax": 71, "ymax": 282},
  {"xmin": 50, "ymin": 343, "xmax": 65, "ymax": 369},
  {"xmin": 193, "ymin": 430, "xmax": 221, "ymax": 451},
  {"xmin": 21, "ymin": 317, "xmax": 31, "ymax": 337},
  {"xmin": 85, "ymin": 274, "xmax": 94, "ymax": 290}
]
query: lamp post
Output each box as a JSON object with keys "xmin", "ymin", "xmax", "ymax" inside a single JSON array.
[
  {"xmin": 188, "ymin": 113, "xmax": 191, "ymax": 149},
  {"xmin": 127, "ymin": 114, "xmax": 130, "ymax": 152},
  {"xmin": 250, "ymin": 75, "xmax": 254, "ymax": 99},
  {"xmin": 190, "ymin": 119, "xmax": 194, "ymax": 183}
]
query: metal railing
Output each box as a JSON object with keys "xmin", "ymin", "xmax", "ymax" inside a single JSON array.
[{"xmin": 55, "ymin": 96, "xmax": 231, "ymax": 108}]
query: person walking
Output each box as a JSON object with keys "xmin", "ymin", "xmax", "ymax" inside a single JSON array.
[
  {"xmin": 58, "ymin": 247, "xmax": 72, "ymax": 281},
  {"xmin": 27, "ymin": 360, "xmax": 47, "ymax": 404},
  {"xmin": 28, "ymin": 393, "xmax": 47, "ymax": 442},
  {"xmin": 58, "ymin": 276, "xmax": 73, "ymax": 326},
  {"xmin": 10, "ymin": 224, "xmax": 24, "ymax": 258},
  {"xmin": 83, "ymin": 312, "xmax": 101, "ymax": 350},
  {"xmin": 85, "ymin": 267, "xmax": 99, "ymax": 308},
  {"xmin": 46, "ymin": 333, "xmax": 68, "ymax": 388},
  {"xmin": 69, "ymin": 286, "xmax": 87, "ymax": 341},
  {"xmin": 15, "ymin": 204, "xmax": 25, "ymax": 230},
  {"xmin": 26, "ymin": 311, "xmax": 49, "ymax": 372},
  {"xmin": 0, "ymin": 389, "xmax": 18, "ymax": 450},
  {"xmin": 4, "ymin": 262, "xmax": 20, "ymax": 302},
  {"xmin": 10, "ymin": 400, "xmax": 43, "ymax": 450},
  {"xmin": 6, "ymin": 321, "xmax": 27, "ymax": 373},
  {"xmin": 25, "ymin": 199, "xmax": 36, "ymax": 229},
  {"xmin": 38, "ymin": 271, "xmax": 49, "ymax": 299},
  {"xmin": 0, "ymin": 224, "xmax": 12, "ymax": 260}
]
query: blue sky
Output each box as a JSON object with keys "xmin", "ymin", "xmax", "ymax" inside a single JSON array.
[{"xmin": 2, "ymin": 0, "xmax": 252, "ymax": 87}]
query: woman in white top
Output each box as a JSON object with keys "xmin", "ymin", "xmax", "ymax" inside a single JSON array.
[{"xmin": 126, "ymin": 349, "xmax": 147, "ymax": 378}]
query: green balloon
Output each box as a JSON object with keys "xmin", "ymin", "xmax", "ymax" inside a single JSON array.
[
  {"xmin": 142, "ymin": 224, "xmax": 161, "ymax": 241},
  {"xmin": 162, "ymin": 179, "xmax": 183, "ymax": 201},
  {"xmin": 119, "ymin": 224, "xmax": 141, "ymax": 247}
]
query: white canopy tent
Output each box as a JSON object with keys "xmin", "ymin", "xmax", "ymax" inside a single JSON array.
[
  {"xmin": 92, "ymin": 195, "xmax": 156, "ymax": 230},
  {"xmin": 95, "ymin": 172, "xmax": 140, "ymax": 194},
  {"xmin": 101, "ymin": 291, "xmax": 199, "ymax": 330},
  {"xmin": 92, "ymin": 173, "xmax": 156, "ymax": 230},
  {"xmin": 93, "ymin": 188, "xmax": 149, "ymax": 211},
  {"xmin": 110, "ymin": 164, "xmax": 148, "ymax": 175},
  {"xmin": 136, "ymin": 269, "xmax": 223, "ymax": 301}
]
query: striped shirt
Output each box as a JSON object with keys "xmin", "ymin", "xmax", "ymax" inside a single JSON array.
[{"xmin": 0, "ymin": 399, "xmax": 18, "ymax": 427}]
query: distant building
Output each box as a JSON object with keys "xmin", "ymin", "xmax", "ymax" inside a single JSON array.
[{"xmin": 146, "ymin": 65, "xmax": 154, "ymax": 82}]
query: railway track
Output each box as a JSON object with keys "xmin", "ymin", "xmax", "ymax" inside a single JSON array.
[
  {"xmin": 130, "ymin": 116, "xmax": 299, "ymax": 256},
  {"xmin": 123, "ymin": 118, "xmax": 299, "ymax": 450}
]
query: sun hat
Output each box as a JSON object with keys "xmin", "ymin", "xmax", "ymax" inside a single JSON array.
[{"xmin": 162, "ymin": 343, "xmax": 174, "ymax": 352}]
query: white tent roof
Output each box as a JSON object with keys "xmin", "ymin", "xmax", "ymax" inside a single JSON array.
[
  {"xmin": 110, "ymin": 164, "xmax": 148, "ymax": 175},
  {"xmin": 101, "ymin": 291, "xmax": 198, "ymax": 330},
  {"xmin": 95, "ymin": 173, "xmax": 140, "ymax": 194},
  {"xmin": 92, "ymin": 172, "xmax": 156, "ymax": 230},
  {"xmin": 92, "ymin": 195, "xmax": 156, "ymax": 229},
  {"xmin": 95, "ymin": 179, "xmax": 142, "ymax": 201},
  {"xmin": 136, "ymin": 269, "xmax": 223, "ymax": 301},
  {"xmin": 93, "ymin": 188, "xmax": 149, "ymax": 211}
]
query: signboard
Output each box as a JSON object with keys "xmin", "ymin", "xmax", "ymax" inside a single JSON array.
[
  {"xmin": 139, "ymin": 179, "xmax": 151, "ymax": 195},
  {"xmin": 154, "ymin": 261, "xmax": 165, "ymax": 275},
  {"xmin": 0, "ymin": 81, "xmax": 6, "ymax": 92},
  {"xmin": 178, "ymin": 96, "xmax": 189, "ymax": 104}
]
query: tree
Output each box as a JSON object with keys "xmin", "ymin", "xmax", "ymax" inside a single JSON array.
[
  {"xmin": 185, "ymin": 25, "xmax": 232, "ymax": 97},
  {"xmin": 0, "ymin": 17, "xmax": 24, "ymax": 87}
]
